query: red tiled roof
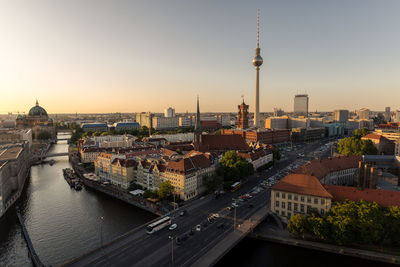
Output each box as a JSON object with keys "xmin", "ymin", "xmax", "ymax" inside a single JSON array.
[
  {"xmin": 272, "ymin": 174, "xmax": 333, "ymax": 198},
  {"xmin": 166, "ymin": 154, "xmax": 211, "ymax": 175},
  {"xmin": 237, "ymin": 148, "xmax": 271, "ymax": 161},
  {"xmin": 126, "ymin": 149, "xmax": 160, "ymax": 157},
  {"xmin": 161, "ymin": 148, "xmax": 177, "ymax": 158},
  {"xmin": 198, "ymin": 134, "xmax": 249, "ymax": 152},
  {"xmin": 362, "ymin": 134, "xmax": 384, "ymax": 140},
  {"xmin": 200, "ymin": 120, "xmax": 221, "ymax": 129},
  {"xmin": 112, "ymin": 158, "xmax": 137, "ymax": 168},
  {"xmin": 324, "ymin": 185, "xmax": 400, "ymax": 207},
  {"xmin": 293, "ymin": 155, "xmax": 361, "ymax": 180}
]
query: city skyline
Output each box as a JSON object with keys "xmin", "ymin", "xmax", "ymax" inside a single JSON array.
[{"xmin": 1, "ymin": 0, "xmax": 400, "ymax": 113}]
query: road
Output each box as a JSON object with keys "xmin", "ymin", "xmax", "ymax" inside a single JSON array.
[{"xmin": 65, "ymin": 138, "xmax": 338, "ymax": 267}]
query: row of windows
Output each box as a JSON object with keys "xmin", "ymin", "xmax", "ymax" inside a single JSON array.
[
  {"xmin": 275, "ymin": 201, "xmax": 325, "ymax": 215},
  {"xmin": 275, "ymin": 192, "xmax": 325, "ymax": 205},
  {"xmin": 275, "ymin": 208, "xmax": 325, "ymax": 217}
]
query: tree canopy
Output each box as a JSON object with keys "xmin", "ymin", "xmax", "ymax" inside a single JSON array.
[
  {"xmin": 287, "ymin": 200, "xmax": 400, "ymax": 247},
  {"xmin": 218, "ymin": 150, "xmax": 254, "ymax": 185},
  {"xmin": 337, "ymin": 128, "xmax": 377, "ymax": 156},
  {"xmin": 157, "ymin": 181, "xmax": 174, "ymax": 199}
]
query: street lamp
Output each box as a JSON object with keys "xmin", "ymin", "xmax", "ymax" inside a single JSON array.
[
  {"xmin": 168, "ymin": 235, "xmax": 174, "ymax": 265},
  {"xmin": 232, "ymin": 198, "xmax": 237, "ymax": 231},
  {"xmin": 100, "ymin": 216, "xmax": 104, "ymax": 254}
]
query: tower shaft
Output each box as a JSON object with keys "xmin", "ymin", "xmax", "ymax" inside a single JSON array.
[{"xmin": 255, "ymin": 67, "xmax": 260, "ymax": 127}]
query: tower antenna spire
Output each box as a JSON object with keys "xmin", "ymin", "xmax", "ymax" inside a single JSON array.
[{"xmin": 257, "ymin": 9, "xmax": 260, "ymax": 48}]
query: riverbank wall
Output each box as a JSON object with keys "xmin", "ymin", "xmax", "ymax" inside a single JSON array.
[{"xmin": 249, "ymin": 232, "xmax": 400, "ymax": 265}]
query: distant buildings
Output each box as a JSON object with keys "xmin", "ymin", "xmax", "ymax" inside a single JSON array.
[
  {"xmin": 385, "ymin": 107, "xmax": 391, "ymax": 122},
  {"xmin": 396, "ymin": 110, "xmax": 400, "ymax": 122},
  {"xmin": 0, "ymin": 129, "xmax": 32, "ymax": 148},
  {"xmin": 293, "ymin": 94, "xmax": 309, "ymax": 117},
  {"xmin": 136, "ymin": 112, "xmax": 153, "ymax": 129},
  {"xmin": 362, "ymin": 134, "xmax": 395, "ymax": 155},
  {"xmin": 113, "ymin": 122, "xmax": 140, "ymax": 132},
  {"xmin": 81, "ymin": 123, "xmax": 108, "ymax": 132},
  {"xmin": 152, "ymin": 116, "xmax": 179, "ymax": 130},
  {"xmin": 358, "ymin": 108, "xmax": 370, "ymax": 120},
  {"xmin": 16, "ymin": 100, "xmax": 55, "ymax": 138},
  {"xmin": 273, "ymin": 108, "xmax": 284, "ymax": 117},
  {"xmin": 164, "ymin": 107, "xmax": 175, "ymax": 118},
  {"xmin": 221, "ymin": 129, "xmax": 291, "ymax": 145},
  {"xmin": 333, "ymin": 109, "xmax": 349, "ymax": 123}
]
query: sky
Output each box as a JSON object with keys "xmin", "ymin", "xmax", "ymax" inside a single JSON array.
[{"xmin": 1, "ymin": 0, "xmax": 400, "ymax": 114}]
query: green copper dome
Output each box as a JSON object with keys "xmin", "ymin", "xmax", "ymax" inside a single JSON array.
[{"xmin": 28, "ymin": 100, "xmax": 48, "ymax": 117}]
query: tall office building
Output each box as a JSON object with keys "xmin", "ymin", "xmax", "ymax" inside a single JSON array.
[
  {"xmin": 334, "ymin": 109, "xmax": 349, "ymax": 123},
  {"xmin": 164, "ymin": 107, "xmax": 175, "ymax": 118},
  {"xmin": 396, "ymin": 110, "xmax": 400, "ymax": 122},
  {"xmin": 358, "ymin": 108, "xmax": 370, "ymax": 120},
  {"xmin": 237, "ymin": 100, "xmax": 249, "ymax": 129},
  {"xmin": 135, "ymin": 112, "xmax": 153, "ymax": 128},
  {"xmin": 385, "ymin": 107, "xmax": 391, "ymax": 122},
  {"xmin": 252, "ymin": 10, "xmax": 263, "ymax": 128},
  {"xmin": 293, "ymin": 94, "xmax": 309, "ymax": 117}
]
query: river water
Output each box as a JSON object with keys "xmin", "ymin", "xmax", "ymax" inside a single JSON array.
[{"xmin": 0, "ymin": 134, "xmax": 393, "ymax": 266}]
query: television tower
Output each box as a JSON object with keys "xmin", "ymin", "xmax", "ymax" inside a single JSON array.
[{"xmin": 252, "ymin": 9, "xmax": 263, "ymax": 128}]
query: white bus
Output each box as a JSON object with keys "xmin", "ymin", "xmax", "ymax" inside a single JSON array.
[{"xmin": 146, "ymin": 216, "xmax": 171, "ymax": 234}]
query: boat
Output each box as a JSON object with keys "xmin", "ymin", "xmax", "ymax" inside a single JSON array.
[{"xmin": 62, "ymin": 168, "xmax": 82, "ymax": 190}]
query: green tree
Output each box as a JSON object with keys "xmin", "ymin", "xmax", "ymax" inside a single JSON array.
[
  {"xmin": 272, "ymin": 147, "xmax": 281, "ymax": 161},
  {"xmin": 203, "ymin": 174, "xmax": 223, "ymax": 193},
  {"xmin": 219, "ymin": 151, "xmax": 254, "ymax": 182},
  {"xmin": 157, "ymin": 181, "xmax": 174, "ymax": 199},
  {"xmin": 128, "ymin": 182, "xmax": 143, "ymax": 191},
  {"xmin": 288, "ymin": 214, "xmax": 307, "ymax": 236},
  {"xmin": 337, "ymin": 137, "xmax": 377, "ymax": 156},
  {"xmin": 143, "ymin": 190, "xmax": 158, "ymax": 199},
  {"xmin": 352, "ymin": 128, "xmax": 368, "ymax": 138},
  {"xmin": 306, "ymin": 214, "xmax": 330, "ymax": 240}
]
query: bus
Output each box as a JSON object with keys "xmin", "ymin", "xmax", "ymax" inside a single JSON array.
[
  {"xmin": 230, "ymin": 182, "xmax": 241, "ymax": 192},
  {"xmin": 146, "ymin": 216, "xmax": 171, "ymax": 234}
]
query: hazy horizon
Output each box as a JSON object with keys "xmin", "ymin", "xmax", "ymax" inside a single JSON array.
[{"xmin": 1, "ymin": 0, "xmax": 400, "ymax": 114}]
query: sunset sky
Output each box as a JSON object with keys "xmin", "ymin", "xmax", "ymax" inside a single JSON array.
[{"xmin": 1, "ymin": 0, "xmax": 400, "ymax": 114}]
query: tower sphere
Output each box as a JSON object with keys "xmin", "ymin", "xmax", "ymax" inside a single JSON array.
[{"xmin": 253, "ymin": 54, "xmax": 263, "ymax": 67}]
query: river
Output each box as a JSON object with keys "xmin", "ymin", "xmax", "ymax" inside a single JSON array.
[{"xmin": 0, "ymin": 134, "xmax": 393, "ymax": 266}]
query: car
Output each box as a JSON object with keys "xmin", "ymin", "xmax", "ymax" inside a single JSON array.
[
  {"xmin": 196, "ymin": 224, "xmax": 201, "ymax": 231},
  {"xmin": 169, "ymin": 223, "xmax": 177, "ymax": 230},
  {"xmin": 208, "ymin": 217, "xmax": 214, "ymax": 223},
  {"xmin": 175, "ymin": 237, "xmax": 182, "ymax": 245},
  {"xmin": 179, "ymin": 210, "xmax": 187, "ymax": 216},
  {"xmin": 232, "ymin": 203, "xmax": 239, "ymax": 208},
  {"xmin": 213, "ymin": 213, "xmax": 220, "ymax": 218}
]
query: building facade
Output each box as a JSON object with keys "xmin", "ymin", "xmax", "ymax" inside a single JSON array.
[
  {"xmin": 293, "ymin": 94, "xmax": 309, "ymax": 117},
  {"xmin": 334, "ymin": 109, "xmax": 349, "ymax": 123},
  {"xmin": 237, "ymin": 101, "xmax": 249, "ymax": 129}
]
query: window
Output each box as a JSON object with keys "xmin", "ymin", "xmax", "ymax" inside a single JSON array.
[
  {"xmin": 276, "ymin": 201, "xmax": 279, "ymax": 207},
  {"xmin": 294, "ymin": 194, "xmax": 298, "ymax": 201},
  {"xmin": 321, "ymin": 199, "xmax": 325, "ymax": 205},
  {"xmin": 287, "ymin": 202, "xmax": 292, "ymax": 211},
  {"xmin": 282, "ymin": 193, "xmax": 286, "ymax": 199},
  {"xmin": 276, "ymin": 192, "xmax": 280, "ymax": 198},
  {"xmin": 300, "ymin": 204, "xmax": 304, "ymax": 213},
  {"xmin": 307, "ymin": 197, "xmax": 311, "ymax": 203},
  {"xmin": 281, "ymin": 202, "xmax": 285, "ymax": 209},
  {"xmin": 314, "ymin": 198, "xmax": 318, "ymax": 204},
  {"xmin": 300, "ymin": 195, "xmax": 305, "ymax": 202},
  {"xmin": 288, "ymin": 212, "xmax": 291, "ymax": 218},
  {"xmin": 294, "ymin": 203, "xmax": 298, "ymax": 212},
  {"xmin": 288, "ymin": 194, "xmax": 292, "ymax": 200},
  {"xmin": 321, "ymin": 209, "xmax": 325, "ymax": 215},
  {"xmin": 307, "ymin": 205, "xmax": 312, "ymax": 214},
  {"xmin": 281, "ymin": 211, "xmax": 285, "ymax": 216}
]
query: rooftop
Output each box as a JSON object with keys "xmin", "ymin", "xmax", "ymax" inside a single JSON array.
[
  {"xmin": 324, "ymin": 185, "xmax": 400, "ymax": 207},
  {"xmin": 0, "ymin": 146, "xmax": 24, "ymax": 161},
  {"xmin": 272, "ymin": 173, "xmax": 333, "ymax": 198}
]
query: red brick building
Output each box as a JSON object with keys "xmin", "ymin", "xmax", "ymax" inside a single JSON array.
[{"xmin": 221, "ymin": 129, "xmax": 290, "ymax": 144}]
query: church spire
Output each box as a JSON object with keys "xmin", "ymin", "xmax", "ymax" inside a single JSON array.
[{"xmin": 195, "ymin": 95, "xmax": 201, "ymax": 132}]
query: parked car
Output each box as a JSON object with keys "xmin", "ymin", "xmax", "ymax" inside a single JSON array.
[
  {"xmin": 179, "ymin": 210, "xmax": 187, "ymax": 216},
  {"xmin": 196, "ymin": 224, "xmax": 201, "ymax": 231},
  {"xmin": 169, "ymin": 223, "xmax": 177, "ymax": 230}
]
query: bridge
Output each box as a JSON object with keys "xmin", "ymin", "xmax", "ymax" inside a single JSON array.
[{"xmin": 62, "ymin": 183, "xmax": 279, "ymax": 267}]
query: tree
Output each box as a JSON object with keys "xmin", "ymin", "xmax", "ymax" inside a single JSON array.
[
  {"xmin": 143, "ymin": 190, "xmax": 158, "ymax": 199},
  {"xmin": 288, "ymin": 214, "xmax": 307, "ymax": 236},
  {"xmin": 203, "ymin": 174, "xmax": 223, "ymax": 193},
  {"xmin": 176, "ymin": 148, "xmax": 183, "ymax": 155},
  {"xmin": 219, "ymin": 151, "xmax": 254, "ymax": 182},
  {"xmin": 337, "ymin": 137, "xmax": 377, "ymax": 156},
  {"xmin": 158, "ymin": 181, "xmax": 174, "ymax": 199},
  {"xmin": 352, "ymin": 128, "xmax": 368, "ymax": 138},
  {"xmin": 128, "ymin": 182, "xmax": 143, "ymax": 191}
]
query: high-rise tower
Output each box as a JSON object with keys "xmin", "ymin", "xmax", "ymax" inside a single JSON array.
[
  {"xmin": 252, "ymin": 9, "xmax": 263, "ymax": 128},
  {"xmin": 237, "ymin": 98, "xmax": 249, "ymax": 129}
]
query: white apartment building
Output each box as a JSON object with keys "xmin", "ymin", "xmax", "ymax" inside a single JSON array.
[{"xmin": 152, "ymin": 116, "xmax": 179, "ymax": 130}]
